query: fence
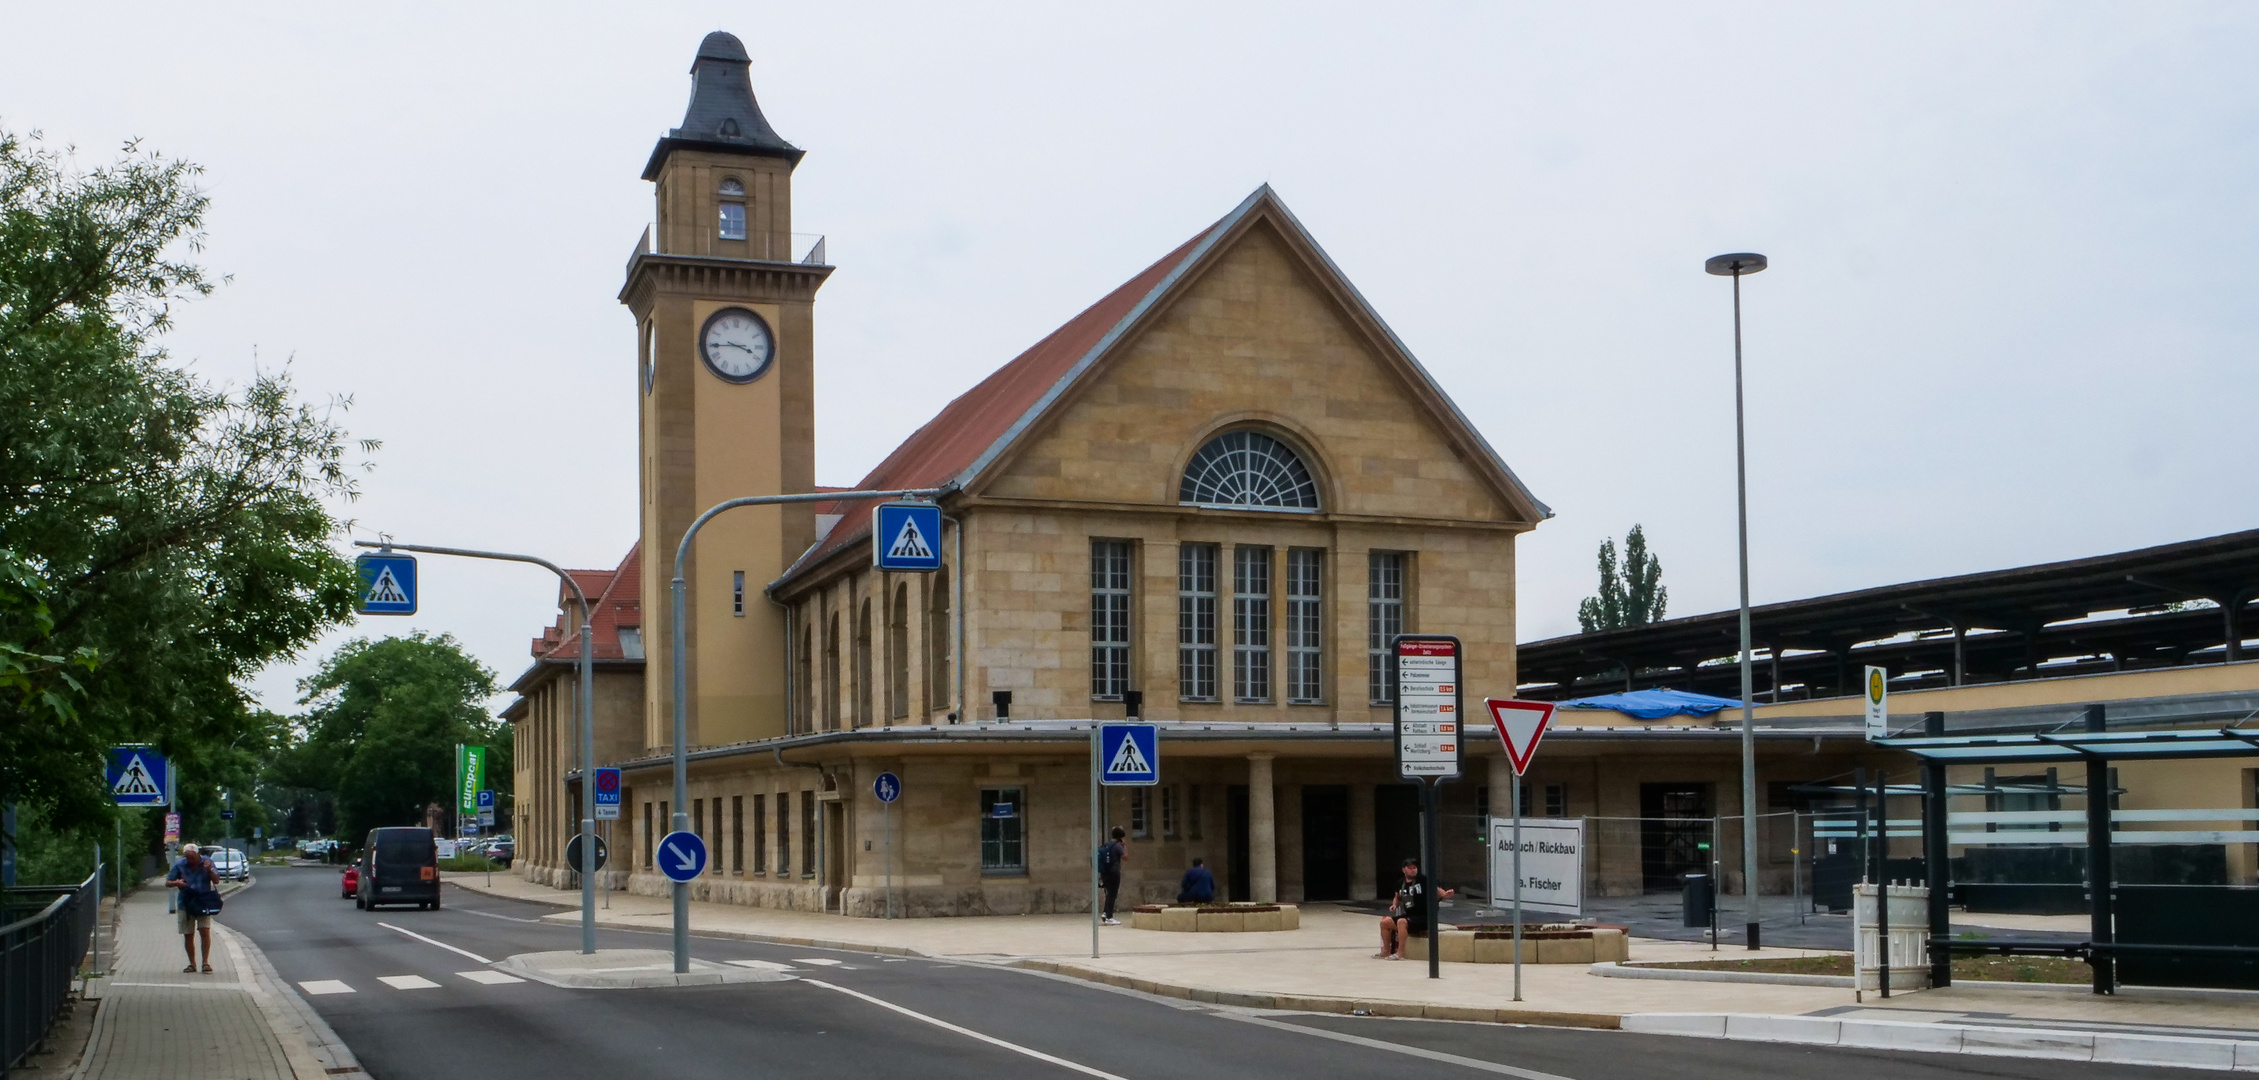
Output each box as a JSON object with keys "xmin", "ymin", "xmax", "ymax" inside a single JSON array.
[{"xmin": 1, "ymin": 870, "xmax": 98, "ymax": 1077}]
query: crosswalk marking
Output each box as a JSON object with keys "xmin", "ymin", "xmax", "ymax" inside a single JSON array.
[
  {"xmin": 457, "ymin": 970, "xmax": 525, "ymax": 985},
  {"xmin": 299, "ymin": 979, "xmax": 355, "ymax": 995},
  {"xmin": 793, "ymin": 957, "xmax": 844, "ymax": 966},
  {"xmin": 377, "ymin": 974, "xmax": 441, "ymax": 990},
  {"xmin": 724, "ymin": 959, "xmax": 796, "ymax": 972}
]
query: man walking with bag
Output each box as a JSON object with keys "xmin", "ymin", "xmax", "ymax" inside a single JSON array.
[{"xmin": 166, "ymin": 843, "xmax": 222, "ymax": 973}]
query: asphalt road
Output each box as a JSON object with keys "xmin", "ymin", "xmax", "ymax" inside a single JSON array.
[{"xmin": 225, "ymin": 865, "xmax": 2204, "ymax": 1080}]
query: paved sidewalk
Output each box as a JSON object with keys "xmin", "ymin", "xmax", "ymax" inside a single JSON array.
[
  {"xmin": 451, "ymin": 870, "xmax": 2259, "ymax": 1041},
  {"xmin": 75, "ymin": 881, "xmax": 359, "ymax": 1080}
]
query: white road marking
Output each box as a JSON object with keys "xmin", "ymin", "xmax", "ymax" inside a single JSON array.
[
  {"xmin": 377, "ymin": 974, "xmax": 442, "ymax": 990},
  {"xmin": 299, "ymin": 980, "xmax": 355, "ymax": 995},
  {"xmin": 806, "ymin": 979, "xmax": 1130, "ymax": 1080},
  {"xmin": 793, "ymin": 957, "xmax": 844, "ymax": 966},
  {"xmin": 457, "ymin": 970, "xmax": 525, "ymax": 985},
  {"xmin": 377, "ymin": 922, "xmax": 493, "ymax": 964},
  {"xmin": 725, "ymin": 959, "xmax": 796, "ymax": 972},
  {"xmin": 1219, "ymin": 1013, "xmax": 1578, "ymax": 1080}
]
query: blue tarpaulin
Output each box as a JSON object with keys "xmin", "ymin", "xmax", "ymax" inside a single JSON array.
[{"xmin": 1553, "ymin": 688, "xmax": 1743, "ymax": 720}]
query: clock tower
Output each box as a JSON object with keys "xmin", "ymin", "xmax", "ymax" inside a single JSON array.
[{"xmin": 622, "ymin": 31, "xmax": 829, "ymax": 750}]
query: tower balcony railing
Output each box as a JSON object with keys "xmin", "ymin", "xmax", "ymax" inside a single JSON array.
[{"xmin": 629, "ymin": 226, "xmax": 829, "ymax": 272}]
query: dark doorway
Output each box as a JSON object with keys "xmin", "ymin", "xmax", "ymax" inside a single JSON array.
[
  {"xmin": 1639, "ymin": 782, "xmax": 1713, "ymax": 892},
  {"xmin": 1300, "ymin": 785, "xmax": 1350, "ymax": 901},
  {"xmin": 1227, "ymin": 785, "xmax": 1250, "ymax": 902},
  {"xmin": 1373, "ymin": 784, "xmax": 1421, "ymax": 901}
]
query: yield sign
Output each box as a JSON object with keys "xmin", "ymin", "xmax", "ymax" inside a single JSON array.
[{"xmin": 1485, "ymin": 698, "xmax": 1557, "ymax": 776}]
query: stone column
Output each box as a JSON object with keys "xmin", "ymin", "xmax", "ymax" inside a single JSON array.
[
  {"xmin": 1248, "ymin": 754, "xmax": 1277, "ymax": 903},
  {"xmin": 1349, "ymin": 781, "xmax": 1377, "ymax": 901}
]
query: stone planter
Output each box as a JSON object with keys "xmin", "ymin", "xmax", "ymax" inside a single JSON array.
[
  {"xmin": 1127, "ymin": 902, "xmax": 1300, "ymax": 932},
  {"xmin": 1404, "ymin": 926, "xmax": 1628, "ymax": 963}
]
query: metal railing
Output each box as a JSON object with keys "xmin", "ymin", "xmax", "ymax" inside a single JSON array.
[
  {"xmin": 2, "ymin": 870, "xmax": 98, "ymax": 1077},
  {"xmin": 627, "ymin": 225, "xmax": 829, "ymax": 269}
]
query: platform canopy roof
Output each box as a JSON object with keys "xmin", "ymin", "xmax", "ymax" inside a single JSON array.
[
  {"xmin": 1873, "ymin": 726, "xmax": 2259, "ymax": 764},
  {"xmin": 1518, "ymin": 528, "xmax": 2259, "ymax": 701}
]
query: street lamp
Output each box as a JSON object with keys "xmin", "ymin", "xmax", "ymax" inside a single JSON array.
[{"xmin": 1705, "ymin": 251, "xmax": 1767, "ymax": 951}]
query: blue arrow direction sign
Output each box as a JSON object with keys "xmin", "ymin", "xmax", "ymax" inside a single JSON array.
[
  {"xmin": 354, "ymin": 553, "xmax": 418, "ymax": 615},
  {"xmin": 1098, "ymin": 723, "xmax": 1159, "ymax": 787},
  {"xmin": 873, "ymin": 772, "xmax": 901, "ymax": 804},
  {"xmin": 871, "ymin": 503, "xmax": 943, "ymax": 573},
  {"xmin": 657, "ymin": 830, "xmax": 708, "ymax": 882},
  {"xmin": 107, "ymin": 747, "xmax": 169, "ymax": 807}
]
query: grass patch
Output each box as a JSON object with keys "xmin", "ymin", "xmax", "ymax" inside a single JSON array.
[
  {"xmin": 437, "ymin": 855, "xmax": 506, "ymax": 872},
  {"xmin": 1641, "ymin": 953, "xmax": 2090, "ymax": 984}
]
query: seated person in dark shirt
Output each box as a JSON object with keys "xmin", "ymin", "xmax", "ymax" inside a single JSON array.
[
  {"xmin": 1177, "ymin": 857, "xmax": 1216, "ymax": 904},
  {"xmin": 1378, "ymin": 857, "xmax": 1454, "ymax": 960}
]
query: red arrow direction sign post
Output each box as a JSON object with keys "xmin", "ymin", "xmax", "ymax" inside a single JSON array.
[{"xmin": 1486, "ymin": 698, "xmax": 1557, "ymax": 776}]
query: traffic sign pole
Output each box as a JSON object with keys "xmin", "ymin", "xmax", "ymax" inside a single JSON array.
[
  {"xmin": 668, "ymin": 488, "xmax": 942, "ymax": 973},
  {"xmin": 1483, "ymin": 697, "xmax": 1558, "ymax": 1002},
  {"xmin": 1511, "ymin": 769, "xmax": 1522, "ymax": 1001},
  {"xmin": 1090, "ymin": 722, "xmax": 1101, "ymax": 960},
  {"xmin": 351, "ymin": 538, "xmax": 600, "ymax": 955}
]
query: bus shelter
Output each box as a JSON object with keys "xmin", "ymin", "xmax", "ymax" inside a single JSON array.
[{"xmin": 1878, "ymin": 709, "xmax": 2259, "ymax": 994}]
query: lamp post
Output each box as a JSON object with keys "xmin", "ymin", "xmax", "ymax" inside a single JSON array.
[
  {"xmin": 352, "ymin": 539, "xmax": 599, "ymax": 955},
  {"xmin": 1705, "ymin": 251, "xmax": 1767, "ymax": 951},
  {"xmin": 665, "ymin": 487, "xmax": 941, "ymax": 973}
]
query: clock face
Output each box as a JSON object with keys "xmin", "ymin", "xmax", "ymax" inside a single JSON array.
[{"xmin": 699, "ymin": 307, "xmax": 775, "ymax": 383}]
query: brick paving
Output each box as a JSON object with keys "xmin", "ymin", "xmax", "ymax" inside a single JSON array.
[{"xmin": 77, "ymin": 883, "xmax": 339, "ymax": 1080}]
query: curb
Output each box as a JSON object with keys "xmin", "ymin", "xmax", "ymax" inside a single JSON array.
[
  {"xmin": 1590, "ymin": 961, "xmax": 1850, "ymax": 988},
  {"xmin": 1005, "ymin": 958, "xmax": 1621, "ymax": 1030},
  {"xmin": 1622, "ymin": 1013, "xmax": 2259, "ymax": 1072},
  {"xmin": 442, "ymin": 876, "xmax": 1617, "ymax": 1030}
]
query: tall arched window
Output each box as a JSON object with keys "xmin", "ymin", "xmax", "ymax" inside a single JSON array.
[
  {"xmin": 795, "ymin": 623, "xmax": 812, "ymax": 732},
  {"xmin": 888, "ymin": 584, "xmax": 910, "ymax": 720},
  {"xmin": 927, "ymin": 567, "xmax": 952, "ymax": 715},
  {"xmin": 824, "ymin": 612, "xmax": 841, "ymax": 731},
  {"xmin": 1180, "ymin": 431, "xmax": 1319, "ymax": 510},
  {"xmin": 854, "ymin": 598, "xmax": 873, "ymax": 727}
]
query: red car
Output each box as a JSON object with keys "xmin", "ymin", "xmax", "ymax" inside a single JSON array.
[{"xmin": 340, "ymin": 864, "xmax": 360, "ymax": 899}]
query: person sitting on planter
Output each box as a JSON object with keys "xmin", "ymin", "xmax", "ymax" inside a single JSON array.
[
  {"xmin": 1378, "ymin": 857, "xmax": 1453, "ymax": 960},
  {"xmin": 1177, "ymin": 857, "xmax": 1216, "ymax": 904}
]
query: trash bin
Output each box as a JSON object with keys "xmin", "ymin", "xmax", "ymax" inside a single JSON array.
[{"xmin": 1682, "ymin": 873, "xmax": 1714, "ymax": 927}]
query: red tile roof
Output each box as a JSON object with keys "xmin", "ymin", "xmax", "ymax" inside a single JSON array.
[
  {"xmin": 775, "ymin": 213, "xmax": 1227, "ymax": 583},
  {"xmin": 532, "ymin": 542, "xmax": 643, "ymax": 662}
]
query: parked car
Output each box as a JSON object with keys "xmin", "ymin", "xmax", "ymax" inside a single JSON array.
[
  {"xmin": 357, "ymin": 826, "xmax": 439, "ymax": 911},
  {"xmin": 206, "ymin": 847, "xmax": 250, "ymax": 881},
  {"xmin": 341, "ymin": 863, "xmax": 360, "ymax": 898},
  {"xmin": 488, "ymin": 840, "xmax": 513, "ymax": 868}
]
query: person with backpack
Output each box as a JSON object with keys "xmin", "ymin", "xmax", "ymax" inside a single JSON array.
[
  {"xmin": 166, "ymin": 843, "xmax": 223, "ymax": 973},
  {"xmin": 1097, "ymin": 826, "xmax": 1127, "ymax": 925}
]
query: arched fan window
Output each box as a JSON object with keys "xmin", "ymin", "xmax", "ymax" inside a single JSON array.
[{"xmin": 1179, "ymin": 431, "xmax": 1319, "ymax": 511}]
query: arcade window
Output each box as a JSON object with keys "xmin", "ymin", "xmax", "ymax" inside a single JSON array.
[
  {"xmin": 1179, "ymin": 544, "xmax": 1219, "ymax": 701},
  {"xmin": 981, "ymin": 787, "xmax": 1025, "ymax": 873},
  {"xmin": 1286, "ymin": 548, "xmax": 1323, "ymax": 703},
  {"xmin": 1129, "ymin": 788, "xmax": 1151, "ymax": 839},
  {"xmin": 1368, "ymin": 553, "xmax": 1407, "ymax": 703},
  {"xmin": 1233, "ymin": 546, "xmax": 1271, "ymax": 702},
  {"xmin": 1160, "ymin": 786, "xmax": 1179, "ymax": 839},
  {"xmin": 1090, "ymin": 541, "xmax": 1133, "ymax": 699}
]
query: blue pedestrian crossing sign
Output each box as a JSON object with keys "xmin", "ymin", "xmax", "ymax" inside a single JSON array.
[
  {"xmin": 871, "ymin": 503, "xmax": 943, "ymax": 573},
  {"xmin": 106, "ymin": 747, "xmax": 169, "ymax": 807},
  {"xmin": 657, "ymin": 830, "xmax": 708, "ymax": 882},
  {"xmin": 1098, "ymin": 723, "xmax": 1159, "ymax": 787},
  {"xmin": 873, "ymin": 772, "xmax": 902, "ymax": 803},
  {"xmin": 354, "ymin": 553, "xmax": 418, "ymax": 615}
]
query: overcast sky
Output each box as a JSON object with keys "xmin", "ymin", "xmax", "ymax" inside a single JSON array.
[{"xmin": 7, "ymin": 3, "xmax": 2256, "ymax": 714}]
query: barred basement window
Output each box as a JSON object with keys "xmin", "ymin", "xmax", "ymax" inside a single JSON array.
[
  {"xmin": 1286, "ymin": 549, "xmax": 1323, "ymax": 703},
  {"xmin": 1233, "ymin": 546, "xmax": 1271, "ymax": 702},
  {"xmin": 1090, "ymin": 541, "xmax": 1132, "ymax": 699},
  {"xmin": 1367, "ymin": 552, "xmax": 1406, "ymax": 703},
  {"xmin": 1179, "ymin": 544, "xmax": 1219, "ymax": 701},
  {"xmin": 1179, "ymin": 431, "xmax": 1319, "ymax": 510}
]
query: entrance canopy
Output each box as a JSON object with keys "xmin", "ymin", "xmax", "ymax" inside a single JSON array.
[{"xmin": 1875, "ymin": 726, "xmax": 2259, "ymax": 764}]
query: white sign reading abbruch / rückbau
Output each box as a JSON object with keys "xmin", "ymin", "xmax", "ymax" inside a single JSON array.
[
  {"xmin": 1393, "ymin": 636, "xmax": 1463, "ymax": 780},
  {"xmin": 1489, "ymin": 818, "xmax": 1585, "ymax": 918}
]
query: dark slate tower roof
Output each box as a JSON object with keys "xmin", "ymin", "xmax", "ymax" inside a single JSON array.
[{"xmin": 642, "ymin": 31, "xmax": 803, "ymax": 179}]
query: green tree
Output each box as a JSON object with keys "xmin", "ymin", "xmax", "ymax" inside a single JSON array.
[
  {"xmin": 1577, "ymin": 525, "xmax": 1667, "ymax": 632},
  {"xmin": 0, "ymin": 128, "xmax": 372, "ymax": 830},
  {"xmin": 293, "ymin": 634, "xmax": 498, "ymax": 841}
]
